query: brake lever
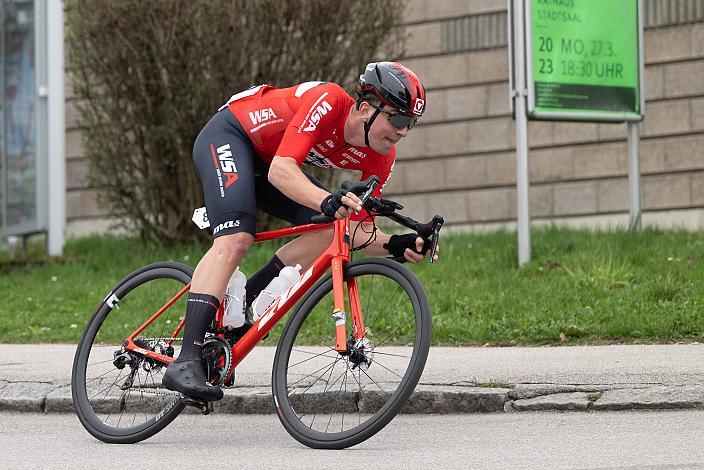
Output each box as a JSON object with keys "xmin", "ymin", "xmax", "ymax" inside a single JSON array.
[
  {"xmin": 310, "ymin": 176, "xmax": 380, "ymax": 224},
  {"xmin": 342, "ymin": 175, "xmax": 380, "ymax": 200},
  {"xmin": 385, "ymin": 214, "xmax": 444, "ymax": 264},
  {"xmin": 428, "ymin": 215, "xmax": 444, "ymax": 264},
  {"xmin": 359, "ymin": 182, "xmax": 377, "ymax": 205}
]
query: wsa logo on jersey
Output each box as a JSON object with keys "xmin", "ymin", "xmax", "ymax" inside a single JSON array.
[
  {"xmin": 301, "ymin": 93, "xmax": 333, "ymax": 132},
  {"xmin": 249, "ymin": 108, "xmax": 278, "ymax": 126}
]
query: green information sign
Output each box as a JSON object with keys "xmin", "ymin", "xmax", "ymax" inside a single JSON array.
[{"xmin": 526, "ymin": 0, "xmax": 643, "ymax": 121}]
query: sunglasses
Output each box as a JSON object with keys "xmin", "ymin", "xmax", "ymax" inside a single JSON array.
[{"xmin": 370, "ymin": 105, "xmax": 418, "ymax": 130}]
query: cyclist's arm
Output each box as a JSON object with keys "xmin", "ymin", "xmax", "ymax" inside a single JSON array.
[
  {"xmin": 268, "ymin": 156, "xmax": 362, "ymax": 216},
  {"xmin": 350, "ymin": 150, "xmax": 432, "ymax": 262},
  {"xmin": 268, "ymin": 156, "xmax": 331, "ymax": 211}
]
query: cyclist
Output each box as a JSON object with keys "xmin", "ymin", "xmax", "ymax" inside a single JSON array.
[{"xmin": 162, "ymin": 61, "xmax": 439, "ymax": 402}]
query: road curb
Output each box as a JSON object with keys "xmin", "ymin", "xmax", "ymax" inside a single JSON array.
[
  {"xmin": 592, "ymin": 385, "xmax": 704, "ymax": 411},
  {"xmin": 3, "ymin": 382, "xmax": 704, "ymax": 415}
]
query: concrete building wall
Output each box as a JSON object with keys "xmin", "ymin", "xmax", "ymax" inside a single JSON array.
[
  {"xmin": 385, "ymin": 0, "xmax": 704, "ymax": 231},
  {"xmin": 63, "ymin": 0, "xmax": 704, "ymax": 235}
]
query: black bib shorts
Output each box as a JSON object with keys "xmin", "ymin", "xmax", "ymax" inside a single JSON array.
[{"xmin": 192, "ymin": 109, "xmax": 327, "ymax": 238}]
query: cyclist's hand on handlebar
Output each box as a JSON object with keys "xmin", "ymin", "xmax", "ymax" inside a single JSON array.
[
  {"xmin": 320, "ymin": 189, "xmax": 363, "ymax": 220},
  {"xmin": 412, "ymin": 236, "xmax": 439, "ymax": 263},
  {"xmin": 384, "ymin": 233, "xmax": 440, "ymax": 264},
  {"xmin": 405, "ymin": 236, "xmax": 440, "ymax": 264}
]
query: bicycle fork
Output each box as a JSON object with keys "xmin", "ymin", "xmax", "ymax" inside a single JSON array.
[{"xmin": 331, "ymin": 257, "xmax": 365, "ymax": 353}]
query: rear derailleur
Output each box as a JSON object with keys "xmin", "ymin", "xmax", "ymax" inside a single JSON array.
[{"xmin": 112, "ymin": 338, "xmax": 174, "ymax": 390}]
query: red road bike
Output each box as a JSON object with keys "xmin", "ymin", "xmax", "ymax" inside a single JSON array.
[{"xmin": 71, "ymin": 177, "xmax": 443, "ymax": 449}]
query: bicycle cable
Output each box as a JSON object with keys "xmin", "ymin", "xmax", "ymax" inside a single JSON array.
[{"xmin": 350, "ymin": 210, "xmax": 377, "ymax": 262}]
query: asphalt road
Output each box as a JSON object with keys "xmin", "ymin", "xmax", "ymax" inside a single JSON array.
[{"xmin": 4, "ymin": 411, "xmax": 704, "ymax": 469}]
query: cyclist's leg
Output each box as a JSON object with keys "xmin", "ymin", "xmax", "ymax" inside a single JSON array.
[
  {"xmin": 254, "ymin": 165, "xmax": 328, "ymax": 228},
  {"xmin": 248, "ymin": 169, "xmax": 333, "ymax": 299},
  {"xmin": 163, "ymin": 109, "xmax": 257, "ymax": 401},
  {"xmin": 259, "ymin": 171, "xmax": 378, "ymax": 268},
  {"xmin": 276, "ymin": 228, "xmax": 333, "ymax": 267}
]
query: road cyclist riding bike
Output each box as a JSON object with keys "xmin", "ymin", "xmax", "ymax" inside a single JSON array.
[
  {"xmin": 71, "ymin": 61, "xmax": 444, "ymax": 448},
  {"xmin": 166, "ymin": 61, "xmax": 437, "ymax": 400}
]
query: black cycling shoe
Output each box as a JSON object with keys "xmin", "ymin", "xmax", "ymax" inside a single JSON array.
[{"xmin": 162, "ymin": 360, "xmax": 224, "ymax": 402}]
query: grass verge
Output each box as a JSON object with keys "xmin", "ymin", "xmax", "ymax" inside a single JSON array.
[{"xmin": 1, "ymin": 226, "xmax": 703, "ymax": 345}]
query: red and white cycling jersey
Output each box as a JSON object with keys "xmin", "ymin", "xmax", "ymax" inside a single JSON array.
[{"xmin": 221, "ymin": 82, "xmax": 396, "ymax": 212}]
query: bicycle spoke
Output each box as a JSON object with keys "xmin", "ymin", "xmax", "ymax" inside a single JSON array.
[
  {"xmin": 308, "ymin": 358, "xmax": 340, "ymax": 430},
  {"xmin": 373, "ymin": 315, "xmax": 416, "ymax": 349},
  {"xmin": 85, "ymin": 366, "xmax": 121, "ymax": 385},
  {"xmin": 288, "ymin": 358, "xmax": 340, "ymax": 392},
  {"xmin": 341, "ymin": 366, "xmax": 348, "ymax": 432},
  {"xmin": 89, "ymin": 369, "xmax": 124, "ymax": 401},
  {"xmin": 366, "ymin": 357, "xmax": 405, "ymax": 381},
  {"xmin": 364, "ymin": 274, "xmax": 376, "ymax": 323},
  {"xmin": 345, "ymin": 363, "xmax": 364, "ymax": 390},
  {"xmin": 325, "ymin": 368, "xmax": 348, "ymax": 433},
  {"xmin": 136, "ymin": 368, "xmax": 148, "ymax": 424},
  {"xmin": 288, "ymin": 348, "xmax": 339, "ymax": 368},
  {"xmin": 322, "ymin": 367, "xmax": 347, "ymax": 395},
  {"xmin": 87, "ymin": 358, "xmax": 120, "ymax": 367},
  {"xmin": 358, "ymin": 365, "xmax": 362, "ymax": 427},
  {"xmin": 371, "ymin": 350, "xmax": 411, "ymax": 359},
  {"xmin": 358, "ymin": 361, "xmax": 390, "ymax": 393},
  {"xmin": 361, "ymin": 280, "xmax": 402, "ymax": 330},
  {"xmin": 155, "ymin": 283, "xmax": 184, "ymax": 346}
]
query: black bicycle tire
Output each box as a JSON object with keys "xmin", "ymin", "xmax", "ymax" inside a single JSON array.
[
  {"xmin": 271, "ymin": 257, "xmax": 431, "ymax": 449},
  {"xmin": 71, "ymin": 262, "xmax": 192, "ymax": 444}
]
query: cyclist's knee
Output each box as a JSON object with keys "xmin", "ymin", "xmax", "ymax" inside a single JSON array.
[{"xmin": 213, "ymin": 233, "xmax": 253, "ymax": 265}]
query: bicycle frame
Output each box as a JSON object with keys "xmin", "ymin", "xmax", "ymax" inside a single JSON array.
[{"xmin": 123, "ymin": 216, "xmax": 365, "ymax": 381}]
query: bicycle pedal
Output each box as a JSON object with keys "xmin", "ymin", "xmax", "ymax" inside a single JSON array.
[{"xmin": 183, "ymin": 396, "xmax": 213, "ymax": 415}]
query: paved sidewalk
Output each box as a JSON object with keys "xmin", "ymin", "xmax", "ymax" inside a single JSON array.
[{"xmin": 2, "ymin": 343, "xmax": 704, "ymax": 414}]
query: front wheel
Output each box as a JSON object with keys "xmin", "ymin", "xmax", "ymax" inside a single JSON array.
[{"xmin": 272, "ymin": 258, "xmax": 431, "ymax": 449}]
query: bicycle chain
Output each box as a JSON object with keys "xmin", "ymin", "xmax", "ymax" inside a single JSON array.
[
  {"xmin": 124, "ymin": 386, "xmax": 180, "ymax": 397},
  {"xmin": 133, "ymin": 337, "xmax": 183, "ymax": 343}
]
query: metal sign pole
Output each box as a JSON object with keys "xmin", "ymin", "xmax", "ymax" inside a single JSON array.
[
  {"xmin": 0, "ymin": 1, "xmax": 5, "ymax": 237},
  {"xmin": 629, "ymin": 0, "xmax": 645, "ymax": 231},
  {"xmin": 511, "ymin": 0, "xmax": 531, "ymax": 266},
  {"xmin": 627, "ymin": 122, "xmax": 641, "ymax": 230},
  {"xmin": 46, "ymin": 0, "xmax": 65, "ymax": 256}
]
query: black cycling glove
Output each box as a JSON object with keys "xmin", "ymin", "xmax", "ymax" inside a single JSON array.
[
  {"xmin": 383, "ymin": 233, "xmax": 430, "ymax": 260},
  {"xmin": 320, "ymin": 189, "xmax": 349, "ymax": 217}
]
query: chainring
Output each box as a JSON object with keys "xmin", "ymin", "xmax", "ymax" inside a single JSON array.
[{"xmin": 201, "ymin": 337, "xmax": 233, "ymax": 387}]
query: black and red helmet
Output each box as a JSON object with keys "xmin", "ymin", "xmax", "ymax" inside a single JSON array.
[{"xmin": 359, "ymin": 62, "xmax": 426, "ymax": 117}]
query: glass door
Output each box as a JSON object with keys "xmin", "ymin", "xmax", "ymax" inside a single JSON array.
[{"xmin": 2, "ymin": 0, "xmax": 39, "ymax": 234}]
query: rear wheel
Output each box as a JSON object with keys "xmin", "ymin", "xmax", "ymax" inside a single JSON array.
[
  {"xmin": 71, "ymin": 262, "xmax": 192, "ymax": 444},
  {"xmin": 272, "ymin": 258, "xmax": 431, "ymax": 449}
]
